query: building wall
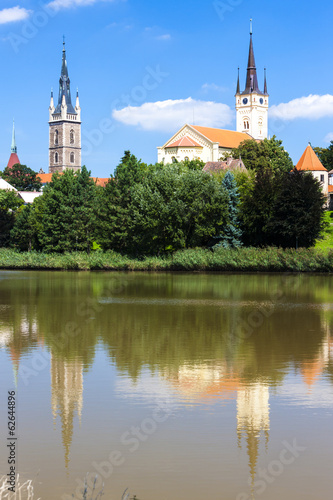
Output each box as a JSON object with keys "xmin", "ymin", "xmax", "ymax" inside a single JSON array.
[
  {"xmin": 157, "ymin": 126, "xmax": 231, "ymax": 164},
  {"xmin": 49, "ymin": 119, "xmax": 81, "ymax": 173},
  {"xmin": 312, "ymin": 170, "xmax": 328, "ymax": 196}
]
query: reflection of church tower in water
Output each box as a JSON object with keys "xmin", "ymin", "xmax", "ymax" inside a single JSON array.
[
  {"xmin": 237, "ymin": 382, "xmax": 270, "ymax": 485},
  {"xmin": 50, "ymin": 355, "xmax": 83, "ymax": 468}
]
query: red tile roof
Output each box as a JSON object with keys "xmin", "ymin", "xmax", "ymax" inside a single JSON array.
[
  {"xmin": 91, "ymin": 177, "xmax": 109, "ymax": 187},
  {"xmin": 295, "ymin": 144, "xmax": 327, "ymax": 172},
  {"xmin": 38, "ymin": 172, "xmax": 109, "ymax": 187},
  {"xmin": 328, "ymin": 185, "xmax": 333, "ymax": 193},
  {"xmin": 191, "ymin": 126, "xmax": 252, "ymax": 148},
  {"xmin": 166, "ymin": 136, "xmax": 202, "ymax": 148},
  {"xmin": 7, "ymin": 153, "xmax": 20, "ymax": 169},
  {"xmin": 38, "ymin": 173, "xmax": 56, "ymax": 183}
]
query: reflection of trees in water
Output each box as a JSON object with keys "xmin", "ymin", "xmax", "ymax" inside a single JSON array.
[{"xmin": 0, "ymin": 271, "xmax": 332, "ymax": 386}]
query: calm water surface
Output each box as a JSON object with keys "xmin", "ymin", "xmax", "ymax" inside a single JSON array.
[{"xmin": 0, "ymin": 271, "xmax": 332, "ymax": 500}]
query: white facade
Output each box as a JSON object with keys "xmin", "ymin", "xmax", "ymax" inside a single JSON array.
[
  {"xmin": 157, "ymin": 125, "xmax": 252, "ymax": 164},
  {"xmin": 236, "ymin": 92, "xmax": 269, "ymax": 140}
]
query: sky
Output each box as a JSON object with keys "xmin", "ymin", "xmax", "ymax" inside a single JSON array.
[{"xmin": 1, "ymin": 0, "xmax": 333, "ymax": 177}]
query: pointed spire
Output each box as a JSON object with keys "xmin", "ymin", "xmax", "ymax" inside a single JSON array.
[
  {"xmin": 236, "ymin": 67, "xmax": 240, "ymax": 94},
  {"xmin": 54, "ymin": 37, "xmax": 76, "ymax": 114},
  {"xmin": 243, "ymin": 19, "xmax": 260, "ymax": 94},
  {"xmin": 11, "ymin": 119, "xmax": 17, "ymax": 154},
  {"xmin": 264, "ymin": 68, "xmax": 268, "ymax": 95}
]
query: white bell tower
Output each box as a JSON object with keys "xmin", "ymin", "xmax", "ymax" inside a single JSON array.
[{"xmin": 235, "ymin": 21, "xmax": 269, "ymax": 141}]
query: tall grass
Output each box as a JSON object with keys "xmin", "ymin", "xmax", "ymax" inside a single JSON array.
[
  {"xmin": 0, "ymin": 247, "xmax": 333, "ymax": 272},
  {"xmin": 0, "ymin": 475, "xmax": 40, "ymax": 500}
]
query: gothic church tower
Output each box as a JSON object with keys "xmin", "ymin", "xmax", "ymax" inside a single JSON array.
[
  {"xmin": 49, "ymin": 40, "xmax": 81, "ymax": 173},
  {"xmin": 235, "ymin": 22, "xmax": 269, "ymax": 140}
]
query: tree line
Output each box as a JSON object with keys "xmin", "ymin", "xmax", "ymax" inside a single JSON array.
[{"xmin": 0, "ymin": 138, "xmax": 327, "ymax": 254}]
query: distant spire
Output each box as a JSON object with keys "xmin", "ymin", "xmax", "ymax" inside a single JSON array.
[
  {"xmin": 264, "ymin": 68, "xmax": 268, "ymax": 94},
  {"xmin": 236, "ymin": 67, "xmax": 240, "ymax": 94},
  {"xmin": 250, "ymin": 18, "xmax": 253, "ymax": 35},
  {"xmin": 11, "ymin": 119, "xmax": 17, "ymax": 154}
]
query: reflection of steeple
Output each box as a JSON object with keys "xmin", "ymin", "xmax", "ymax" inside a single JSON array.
[
  {"xmin": 237, "ymin": 382, "xmax": 270, "ymax": 488},
  {"xmin": 50, "ymin": 355, "xmax": 83, "ymax": 468}
]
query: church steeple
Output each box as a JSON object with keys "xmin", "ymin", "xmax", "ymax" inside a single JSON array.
[
  {"xmin": 243, "ymin": 19, "xmax": 261, "ymax": 95},
  {"xmin": 235, "ymin": 21, "xmax": 269, "ymax": 141},
  {"xmin": 11, "ymin": 119, "xmax": 17, "ymax": 154},
  {"xmin": 55, "ymin": 37, "xmax": 76, "ymax": 114},
  {"xmin": 49, "ymin": 38, "xmax": 82, "ymax": 174}
]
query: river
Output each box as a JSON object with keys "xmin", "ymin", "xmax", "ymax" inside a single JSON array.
[{"xmin": 0, "ymin": 271, "xmax": 332, "ymax": 499}]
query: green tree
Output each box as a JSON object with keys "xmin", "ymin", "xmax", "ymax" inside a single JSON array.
[
  {"xmin": 269, "ymin": 170, "xmax": 326, "ymax": 248},
  {"xmin": 239, "ymin": 167, "xmax": 280, "ymax": 246},
  {"xmin": 37, "ymin": 166, "xmax": 98, "ymax": 253},
  {"xmin": 1, "ymin": 164, "xmax": 42, "ymax": 191},
  {"xmin": 129, "ymin": 165, "xmax": 229, "ymax": 255},
  {"xmin": 232, "ymin": 136, "xmax": 293, "ymax": 173},
  {"xmin": 11, "ymin": 196, "xmax": 45, "ymax": 251},
  {"xmin": 97, "ymin": 151, "xmax": 147, "ymax": 252},
  {"xmin": 313, "ymin": 142, "xmax": 333, "ymax": 171},
  {"xmin": 0, "ymin": 190, "xmax": 23, "ymax": 247},
  {"xmin": 214, "ymin": 171, "xmax": 242, "ymax": 248}
]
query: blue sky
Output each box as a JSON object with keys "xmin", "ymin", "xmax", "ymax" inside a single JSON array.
[{"xmin": 1, "ymin": 0, "xmax": 333, "ymax": 177}]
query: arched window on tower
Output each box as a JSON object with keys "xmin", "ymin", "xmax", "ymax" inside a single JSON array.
[
  {"xmin": 70, "ymin": 130, "xmax": 75, "ymax": 145},
  {"xmin": 70, "ymin": 153, "xmax": 75, "ymax": 164},
  {"xmin": 54, "ymin": 130, "xmax": 59, "ymax": 146},
  {"xmin": 55, "ymin": 152, "xmax": 59, "ymax": 164},
  {"xmin": 243, "ymin": 120, "xmax": 250, "ymax": 130}
]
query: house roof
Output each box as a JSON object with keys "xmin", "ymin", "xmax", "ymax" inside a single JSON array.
[
  {"xmin": 191, "ymin": 126, "xmax": 253, "ymax": 148},
  {"xmin": 203, "ymin": 158, "xmax": 247, "ymax": 174},
  {"xmin": 38, "ymin": 173, "xmax": 55, "ymax": 183},
  {"xmin": 165, "ymin": 136, "xmax": 202, "ymax": 148},
  {"xmin": 7, "ymin": 152, "xmax": 21, "ymax": 169},
  {"xmin": 92, "ymin": 177, "xmax": 109, "ymax": 187},
  {"xmin": 18, "ymin": 192, "xmax": 43, "ymax": 204},
  {"xmin": 295, "ymin": 144, "xmax": 327, "ymax": 172},
  {"xmin": 38, "ymin": 172, "xmax": 109, "ymax": 187},
  {"xmin": 328, "ymin": 185, "xmax": 333, "ymax": 193},
  {"xmin": 0, "ymin": 178, "xmax": 17, "ymax": 191}
]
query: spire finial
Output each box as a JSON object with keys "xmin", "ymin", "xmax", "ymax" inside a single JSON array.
[
  {"xmin": 250, "ymin": 18, "xmax": 253, "ymax": 35},
  {"xmin": 11, "ymin": 119, "xmax": 17, "ymax": 154},
  {"xmin": 63, "ymin": 35, "xmax": 65, "ymax": 50}
]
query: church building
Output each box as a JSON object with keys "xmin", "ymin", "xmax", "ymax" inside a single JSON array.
[
  {"xmin": 158, "ymin": 24, "xmax": 268, "ymax": 164},
  {"xmin": 49, "ymin": 40, "xmax": 81, "ymax": 173}
]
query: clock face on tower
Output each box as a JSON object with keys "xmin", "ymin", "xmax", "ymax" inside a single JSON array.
[
  {"xmin": 242, "ymin": 98, "xmax": 248, "ymax": 105},
  {"xmin": 260, "ymin": 98, "xmax": 264, "ymax": 105}
]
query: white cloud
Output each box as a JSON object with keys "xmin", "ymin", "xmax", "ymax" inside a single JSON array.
[
  {"xmin": 0, "ymin": 6, "xmax": 31, "ymax": 24},
  {"xmin": 324, "ymin": 132, "xmax": 333, "ymax": 143},
  {"xmin": 270, "ymin": 94, "xmax": 333, "ymax": 121},
  {"xmin": 112, "ymin": 97, "xmax": 234, "ymax": 132},
  {"xmin": 202, "ymin": 83, "xmax": 227, "ymax": 93},
  {"xmin": 47, "ymin": 0, "xmax": 115, "ymax": 10},
  {"xmin": 156, "ymin": 34, "xmax": 171, "ymax": 41}
]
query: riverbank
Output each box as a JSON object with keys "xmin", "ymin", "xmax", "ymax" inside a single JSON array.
[{"xmin": 0, "ymin": 247, "xmax": 333, "ymax": 272}]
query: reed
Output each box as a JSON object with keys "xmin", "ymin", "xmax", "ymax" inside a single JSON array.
[{"xmin": 0, "ymin": 247, "xmax": 333, "ymax": 273}]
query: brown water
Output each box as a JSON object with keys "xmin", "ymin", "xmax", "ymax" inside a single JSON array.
[{"xmin": 0, "ymin": 271, "xmax": 332, "ymax": 500}]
